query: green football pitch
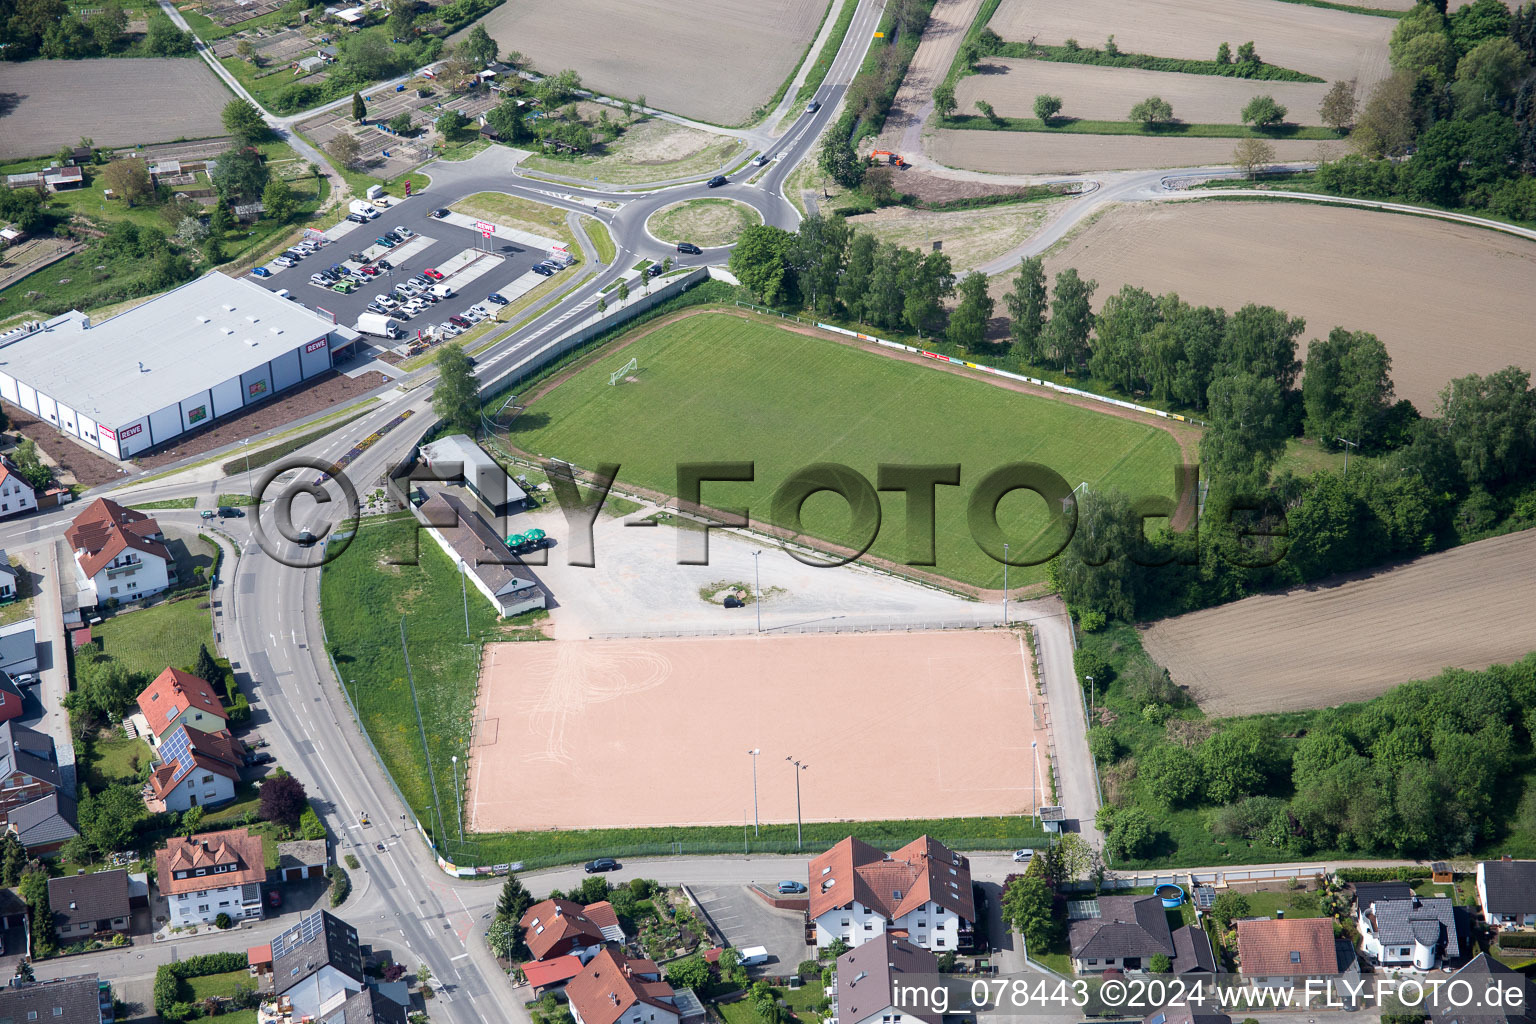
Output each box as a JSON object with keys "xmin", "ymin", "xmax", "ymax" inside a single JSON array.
[{"xmin": 506, "ymin": 312, "xmax": 1184, "ymax": 588}]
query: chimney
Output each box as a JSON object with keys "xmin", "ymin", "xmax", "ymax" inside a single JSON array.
[{"xmin": 1275, "ymin": 909, "xmax": 1285, "ymax": 919}]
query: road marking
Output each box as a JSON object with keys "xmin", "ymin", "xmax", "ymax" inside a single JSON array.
[{"xmin": 452, "ymin": 953, "xmax": 469, "ymax": 961}]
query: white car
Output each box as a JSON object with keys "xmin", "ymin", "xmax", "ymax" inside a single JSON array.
[
  {"xmin": 273, "ymin": 257, "xmax": 296, "ymax": 268},
  {"xmin": 374, "ymin": 295, "xmax": 397, "ymax": 309},
  {"xmin": 460, "ymin": 308, "xmax": 484, "ymax": 323},
  {"xmin": 394, "ymin": 226, "xmax": 414, "ymax": 238},
  {"xmin": 310, "ymin": 273, "xmax": 329, "ymax": 285},
  {"xmin": 438, "ymin": 322, "xmax": 460, "ymax": 337},
  {"xmin": 1012, "ymin": 848, "xmax": 1035, "ymax": 863}
]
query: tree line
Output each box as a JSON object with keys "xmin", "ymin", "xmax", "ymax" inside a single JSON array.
[
  {"xmin": 0, "ymin": 0, "xmax": 194, "ymax": 61},
  {"xmin": 1310, "ymin": 0, "xmax": 1536, "ymax": 220}
]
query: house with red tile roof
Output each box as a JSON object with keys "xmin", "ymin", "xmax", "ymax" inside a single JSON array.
[
  {"xmin": 808, "ymin": 836, "xmax": 974, "ymax": 952},
  {"xmin": 1236, "ymin": 916, "xmax": 1356, "ymax": 992},
  {"xmin": 156, "ymin": 828, "xmax": 266, "ymax": 928},
  {"xmin": 519, "ymin": 899, "xmax": 607, "ymax": 962},
  {"xmin": 134, "ymin": 667, "xmax": 228, "ymax": 747},
  {"xmin": 144, "ymin": 724, "xmax": 245, "ymax": 813},
  {"xmin": 65, "ymin": 498, "xmax": 172, "ymax": 607},
  {"xmin": 565, "ymin": 950, "xmax": 678, "ymax": 1024}
]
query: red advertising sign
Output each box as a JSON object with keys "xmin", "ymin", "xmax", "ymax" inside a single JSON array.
[
  {"xmin": 118, "ymin": 423, "xmax": 143, "ymax": 440},
  {"xmin": 476, "ymin": 220, "xmax": 496, "ymax": 238},
  {"xmin": 306, "ymin": 338, "xmax": 328, "ymax": 353},
  {"xmin": 98, "ymin": 425, "xmax": 116, "ymax": 440},
  {"xmin": 248, "ymin": 380, "xmax": 268, "ymax": 397}
]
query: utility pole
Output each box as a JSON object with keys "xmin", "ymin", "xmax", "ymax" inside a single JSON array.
[
  {"xmin": 451, "ymin": 755, "xmax": 462, "ymax": 843},
  {"xmin": 753, "ymin": 550, "xmax": 761, "ymax": 633},
  {"xmin": 748, "ymin": 749, "xmax": 760, "ymax": 836},
  {"xmin": 1031, "ymin": 740, "xmax": 1039, "ymax": 825},
  {"xmin": 1002, "ymin": 541, "xmax": 1009, "ymax": 626},
  {"xmin": 239, "ymin": 438, "xmax": 252, "ymax": 494},
  {"xmin": 786, "ymin": 757, "xmax": 807, "ymax": 849},
  {"xmin": 462, "ymin": 570, "xmax": 470, "ymax": 638},
  {"xmin": 1336, "ymin": 436, "xmax": 1359, "ymax": 476},
  {"xmin": 1086, "ymin": 675, "xmax": 1094, "ymax": 718}
]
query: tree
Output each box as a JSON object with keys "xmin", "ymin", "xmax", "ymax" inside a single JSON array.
[
  {"xmin": 1302, "ymin": 328, "xmax": 1396, "ymax": 449},
  {"xmin": 461, "ymin": 23, "xmax": 497, "ymax": 65},
  {"xmin": 1222, "ymin": 302, "xmax": 1304, "ymax": 389},
  {"xmin": 486, "ymin": 917, "xmax": 519, "ymax": 960},
  {"xmin": 617, "ymin": 280, "xmax": 629, "ymax": 302},
  {"xmin": 1044, "ymin": 267, "xmax": 1096, "ymax": 371},
  {"xmin": 74, "ymin": 653, "xmax": 139, "ymax": 723},
  {"xmin": 1450, "ymin": 0, "xmax": 1512, "ymax": 55},
  {"xmin": 180, "ymin": 805, "xmax": 206, "ymax": 838},
  {"xmin": 143, "ymin": 13, "xmax": 193, "ymax": 54},
  {"xmin": 1200, "ymin": 722, "xmax": 1282, "ymax": 804},
  {"xmin": 1319, "ymin": 79, "xmax": 1357, "ymax": 131},
  {"xmin": 1033, "ymin": 93, "xmax": 1063, "ymax": 124},
  {"xmin": 728, "ymin": 224, "xmax": 795, "ymax": 306},
  {"xmin": 1201, "ymin": 372, "xmax": 1289, "ymax": 487},
  {"xmin": 818, "ymin": 125, "xmax": 864, "ymax": 189},
  {"xmin": 903, "ymin": 250, "xmax": 955, "ymax": 338},
  {"xmin": 1352, "ymin": 70, "xmax": 1421, "ymax": 158},
  {"xmin": 87, "ymin": 2, "xmax": 127, "ymax": 52},
  {"xmin": 1000, "ymin": 875, "xmax": 1060, "ymax": 952},
  {"xmin": 974, "ymin": 98, "xmax": 998, "ymax": 122},
  {"xmin": 1216, "ymin": 41, "xmax": 1232, "ymax": 65},
  {"xmin": 0, "ymin": 833, "xmax": 25, "ymax": 887},
  {"xmin": 387, "ymin": 0, "xmax": 415, "ymax": 37},
  {"xmin": 932, "ymin": 81, "xmax": 956, "ymax": 119},
  {"xmin": 209, "ymin": 201, "xmax": 233, "ymax": 238},
  {"xmin": 343, "ymin": 32, "xmax": 403, "ymax": 79},
  {"xmin": 259, "ymin": 773, "xmax": 308, "ymax": 828},
  {"xmin": 1453, "ymin": 36, "xmax": 1530, "ymax": 114},
  {"xmin": 1235, "ymin": 40, "xmax": 1260, "ymax": 66},
  {"xmin": 1129, "ymin": 95, "xmax": 1174, "ymax": 126},
  {"xmin": 947, "ymin": 271, "xmax": 994, "ymax": 348},
  {"xmin": 1087, "ymin": 284, "xmax": 1158, "ymax": 393},
  {"xmin": 432, "ymin": 343, "xmax": 480, "ymax": 435},
  {"xmin": 1240, "ymin": 94, "xmax": 1287, "ymax": 128},
  {"xmin": 789, "ymin": 213, "xmax": 849, "ymax": 314},
  {"xmin": 665, "ymin": 954, "xmax": 711, "ymax": 989},
  {"xmin": 192, "ymin": 644, "xmax": 222, "ymax": 691},
  {"xmin": 352, "ymin": 92, "xmax": 368, "ymax": 122},
  {"xmin": 21, "ymin": 866, "xmax": 53, "ymax": 957},
  {"xmin": 1139, "ymin": 744, "xmax": 1203, "ymax": 806},
  {"xmin": 1051, "ymin": 488, "xmax": 1141, "ymax": 621},
  {"xmin": 1436, "ymin": 367, "xmax": 1536, "ymax": 489},
  {"xmin": 211, "ymin": 146, "xmax": 269, "ymax": 202},
  {"xmin": 261, "ymin": 177, "xmax": 296, "ymax": 222},
  {"xmin": 1233, "ymin": 137, "xmax": 1276, "ymax": 179},
  {"xmin": 101, "ymin": 157, "xmax": 153, "ymax": 206},
  {"xmin": 1148, "ymin": 954, "xmax": 1172, "ymax": 973},
  {"xmin": 328, "ymin": 133, "xmax": 363, "ymax": 169},
  {"xmin": 495, "ymin": 872, "xmax": 533, "ymax": 920},
  {"xmin": 486, "ymin": 99, "xmax": 528, "ymax": 143},
  {"xmin": 437, "ymin": 109, "xmax": 469, "ymax": 138},
  {"xmin": 388, "ymin": 111, "xmax": 416, "ymax": 135},
  {"xmin": 838, "ymin": 232, "xmax": 878, "ymax": 323},
  {"xmin": 221, "ymin": 99, "xmax": 269, "ymax": 145},
  {"xmin": 1210, "ymin": 890, "xmax": 1251, "ymax": 929},
  {"xmin": 78, "ymin": 783, "xmax": 146, "ymax": 855},
  {"xmin": 1004, "ymin": 256, "xmax": 1048, "ymax": 362},
  {"xmin": 1099, "ymin": 806, "xmax": 1156, "ymax": 860}
]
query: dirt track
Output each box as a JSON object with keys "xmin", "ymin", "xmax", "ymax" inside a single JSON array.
[
  {"xmin": 1027, "ymin": 201, "xmax": 1536, "ymax": 411},
  {"xmin": 1142, "ymin": 530, "xmax": 1536, "ymax": 717},
  {"xmin": 0, "ymin": 58, "xmax": 229, "ymax": 160},
  {"xmin": 931, "ymin": 129, "xmax": 1326, "ymax": 173},
  {"xmin": 461, "ymin": 0, "xmax": 827, "ymax": 124},
  {"xmin": 959, "ymin": 58, "xmax": 1335, "ymax": 125},
  {"xmin": 878, "ymin": 0, "xmax": 984, "ymax": 155},
  {"xmin": 989, "ymin": 0, "xmax": 1393, "ymax": 94}
]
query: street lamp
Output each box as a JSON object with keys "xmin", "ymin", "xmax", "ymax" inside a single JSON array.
[
  {"xmin": 786, "ymin": 757, "xmax": 808, "ymax": 850},
  {"xmin": 238, "ymin": 438, "xmax": 252, "ymax": 494},
  {"xmin": 1086, "ymin": 675, "xmax": 1094, "ymax": 718},
  {"xmin": 748, "ymin": 749, "xmax": 760, "ymax": 836},
  {"xmin": 753, "ymin": 550, "xmax": 762, "ymax": 633},
  {"xmin": 1002, "ymin": 541, "xmax": 1009, "ymax": 626},
  {"xmin": 1031, "ymin": 740, "xmax": 1039, "ymax": 826},
  {"xmin": 451, "ymin": 755, "xmax": 463, "ymax": 843}
]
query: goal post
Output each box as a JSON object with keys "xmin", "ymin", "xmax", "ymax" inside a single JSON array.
[{"xmin": 609, "ymin": 357, "xmax": 638, "ymax": 386}]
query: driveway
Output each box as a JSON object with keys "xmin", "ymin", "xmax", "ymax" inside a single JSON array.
[{"xmin": 688, "ymin": 884, "xmax": 811, "ymax": 976}]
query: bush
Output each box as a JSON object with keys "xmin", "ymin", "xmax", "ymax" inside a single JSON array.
[
  {"xmin": 345, "ymin": 854, "xmax": 361, "ymax": 869},
  {"xmin": 214, "ymin": 913, "xmax": 232, "ymax": 929},
  {"xmin": 1497, "ymin": 933, "xmax": 1536, "ymax": 948},
  {"xmin": 329, "ymin": 865, "xmax": 351, "ymax": 906},
  {"xmin": 226, "ymin": 691, "xmax": 250, "ymax": 724},
  {"xmin": 1336, "ymin": 867, "xmax": 1432, "ymax": 882},
  {"xmin": 299, "ymin": 806, "xmax": 327, "ymax": 840}
]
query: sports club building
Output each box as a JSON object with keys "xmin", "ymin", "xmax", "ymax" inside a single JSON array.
[{"xmin": 0, "ymin": 272, "xmax": 361, "ymax": 459}]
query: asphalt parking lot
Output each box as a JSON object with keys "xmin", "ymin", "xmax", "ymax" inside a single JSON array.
[
  {"xmin": 690, "ymin": 884, "xmax": 810, "ymax": 975},
  {"xmin": 246, "ymin": 198, "xmax": 562, "ymax": 337}
]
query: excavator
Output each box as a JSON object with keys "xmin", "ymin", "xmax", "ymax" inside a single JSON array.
[{"xmin": 869, "ymin": 149, "xmax": 906, "ymax": 168}]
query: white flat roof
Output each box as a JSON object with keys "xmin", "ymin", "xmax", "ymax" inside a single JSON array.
[{"xmin": 0, "ymin": 272, "xmax": 340, "ymax": 427}]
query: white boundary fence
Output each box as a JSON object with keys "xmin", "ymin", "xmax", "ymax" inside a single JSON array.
[{"xmin": 812, "ymin": 322, "xmax": 1208, "ymax": 427}]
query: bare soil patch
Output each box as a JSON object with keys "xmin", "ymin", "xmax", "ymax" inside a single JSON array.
[
  {"xmin": 931, "ymin": 129, "xmax": 1325, "ymax": 173},
  {"xmin": 646, "ymin": 199, "xmax": 759, "ymax": 247},
  {"xmin": 846, "ymin": 199, "xmax": 1064, "ymax": 271},
  {"xmin": 0, "ymin": 59, "xmax": 228, "ymax": 160},
  {"xmin": 878, "ymin": 0, "xmax": 985, "ymax": 154},
  {"xmin": 1142, "ymin": 529, "xmax": 1536, "ymax": 716},
  {"xmin": 7, "ymin": 407, "xmax": 125, "ymax": 487},
  {"xmin": 458, "ymin": 0, "xmax": 830, "ymax": 125},
  {"xmin": 959, "ymin": 58, "xmax": 1334, "ymax": 125},
  {"xmin": 1031, "ymin": 201, "xmax": 1536, "ymax": 410},
  {"xmin": 521, "ymin": 118, "xmax": 745, "ymax": 185},
  {"xmin": 469, "ymin": 630, "xmax": 1046, "ymax": 830},
  {"xmin": 988, "ymin": 0, "xmax": 1393, "ymax": 95}
]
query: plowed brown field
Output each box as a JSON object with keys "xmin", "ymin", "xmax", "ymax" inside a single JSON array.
[
  {"xmin": 931, "ymin": 130, "xmax": 1327, "ymax": 173},
  {"xmin": 1142, "ymin": 530, "xmax": 1536, "ymax": 716}
]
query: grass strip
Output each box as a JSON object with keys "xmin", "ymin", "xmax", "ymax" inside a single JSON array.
[
  {"xmin": 1266, "ymin": 0, "xmax": 1404, "ymax": 16},
  {"xmin": 129, "ymin": 497, "xmax": 197, "ymax": 510},
  {"xmin": 942, "ymin": 114, "xmax": 1342, "ymax": 140},
  {"xmin": 796, "ymin": 0, "xmax": 861, "ymax": 104},
  {"xmin": 584, "ymin": 216, "xmax": 617, "ymax": 264},
  {"xmin": 216, "ymin": 493, "xmax": 257, "ymax": 507},
  {"xmin": 1008, "ymin": 44, "xmax": 1324, "ymax": 82}
]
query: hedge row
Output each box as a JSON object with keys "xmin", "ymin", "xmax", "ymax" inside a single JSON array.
[
  {"xmin": 1336, "ymin": 867, "xmax": 1433, "ymax": 882},
  {"xmin": 1497, "ymin": 933, "xmax": 1536, "ymax": 949},
  {"xmin": 1013, "ymin": 43, "xmax": 1325, "ymax": 82}
]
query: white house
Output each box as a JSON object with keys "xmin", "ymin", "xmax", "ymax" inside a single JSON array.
[
  {"xmin": 809, "ymin": 836, "xmax": 974, "ymax": 952},
  {"xmin": 65, "ymin": 498, "xmax": 172, "ymax": 607},
  {"xmin": 156, "ymin": 828, "xmax": 266, "ymax": 929},
  {"xmin": 133, "ymin": 667, "xmax": 229, "ymax": 747},
  {"xmin": 1478, "ymin": 860, "xmax": 1536, "ymax": 930},
  {"xmin": 0, "ymin": 457, "xmax": 38, "ymax": 519},
  {"xmin": 144, "ymin": 725, "xmax": 245, "ymax": 812},
  {"xmin": 565, "ymin": 950, "xmax": 678, "ymax": 1024},
  {"xmin": 1357, "ymin": 893, "xmax": 1460, "ymax": 970},
  {"xmin": 0, "ymin": 553, "xmax": 18, "ymax": 603},
  {"xmin": 272, "ymin": 911, "xmax": 366, "ymax": 1020},
  {"xmin": 834, "ymin": 934, "xmax": 940, "ymax": 1024}
]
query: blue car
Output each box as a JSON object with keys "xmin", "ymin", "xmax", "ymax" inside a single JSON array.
[
  {"xmin": 777, "ymin": 880, "xmax": 807, "ymax": 894},
  {"xmin": 486, "ymin": 292, "xmax": 508, "ymax": 305},
  {"xmin": 251, "ymin": 266, "xmax": 272, "ymax": 278},
  {"xmin": 376, "ymin": 237, "xmax": 396, "ymax": 248}
]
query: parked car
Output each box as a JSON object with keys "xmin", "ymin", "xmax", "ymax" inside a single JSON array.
[
  {"xmin": 776, "ymin": 880, "xmax": 807, "ymax": 894},
  {"xmin": 1012, "ymin": 848, "xmax": 1035, "ymax": 863},
  {"xmin": 310, "ymin": 274, "xmax": 329, "ymax": 285},
  {"xmin": 251, "ymin": 266, "xmax": 272, "ymax": 278},
  {"xmin": 374, "ymin": 295, "xmax": 398, "ymax": 308},
  {"xmin": 273, "ymin": 257, "xmax": 296, "ymax": 269},
  {"xmin": 677, "ymin": 242, "xmax": 702, "ymax": 255},
  {"xmin": 217, "ymin": 506, "xmax": 244, "ymax": 518},
  {"xmin": 448, "ymin": 314, "xmax": 472, "ymax": 329},
  {"xmin": 275, "ymin": 288, "xmax": 294, "ymax": 300},
  {"xmin": 376, "ymin": 259, "xmax": 393, "ymax": 270},
  {"xmin": 752, "ymin": 154, "xmax": 769, "ymax": 166},
  {"xmin": 360, "ymin": 265, "xmax": 379, "ymax": 276},
  {"xmin": 246, "ymin": 752, "xmax": 275, "ymax": 766},
  {"xmin": 376, "ymin": 237, "xmax": 396, "ymax": 248},
  {"xmin": 350, "ymin": 251, "xmax": 368, "ymax": 263},
  {"xmin": 200, "ymin": 509, "xmax": 216, "ymax": 520},
  {"xmin": 486, "ymin": 292, "xmax": 508, "ymax": 304},
  {"xmin": 584, "ymin": 858, "xmax": 620, "ymax": 873},
  {"xmin": 707, "ymin": 175, "xmax": 728, "ymax": 188},
  {"xmin": 394, "ymin": 226, "xmax": 413, "ymax": 238},
  {"xmin": 432, "ymin": 208, "xmax": 449, "ymax": 218},
  {"xmin": 383, "ymin": 231, "xmax": 403, "ymax": 243},
  {"xmin": 646, "ymin": 264, "xmax": 663, "ymax": 278},
  {"xmin": 346, "ymin": 213, "xmax": 367, "ymax": 224},
  {"xmin": 334, "ymin": 281, "xmax": 357, "ymax": 293},
  {"xmin": 530, "ymin": 264, "xmax": 554, "ymax": 277},
  {"xmin": 438, "ymin": 322, "xmax": 460, "ymax": 337},
  {"xmin": 424, "ymin": 268, "xmax": 444, "ymax": 280},
  {"xmin": 267, "ymin": 889, "xmax": 282, "ymax": 908}
]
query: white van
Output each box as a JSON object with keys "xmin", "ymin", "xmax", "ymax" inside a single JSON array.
[
  {"xmin": 430, "ymin": 283, "xmax": 455, "ymax": 299},
  {"xmin": 348, "ymin": 200, "xmax": 380, "ymax": 220},
  {"xmin": 275, "ymin": 288, "xmax": 293, "ymax": 300},
  {"xmin": 737, "ymin": 946, "xmax": 769, "ymax": 967}
]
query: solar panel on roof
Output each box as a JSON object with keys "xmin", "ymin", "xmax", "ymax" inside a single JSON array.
[
  {"xmin": 1195, "ymin": 885, "xmax": 1216, "ymax": 908},
  {"xmin": 1067, "ymin": 900, "xmax": 1102, "ymax": 920}
]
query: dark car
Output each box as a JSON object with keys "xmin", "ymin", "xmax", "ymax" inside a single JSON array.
[
  {"xmin": 217, "ymin": 506, "xmax": 244, "ymax": 518},
  {"xmin": 346, "ymin": 213, "xmax": 367, "ymax": 224},
  {"xmin": 246, "ymin": 752, "xmax": 275, "ymax": 766},
  {"xmin": 296, "ymin": 530, "xmax": 317, "ymax": 546},
  {"xmin": 806, "ymin": 99, "xmax": 821, "ymax": 113},
  {"xmin": 433, "ymin": 208, "xmax": 450, "ymax": 218},
  {"xmin": 646, "ymin": 264, "xmax": 663, "ymax": 277},
  {"xmin": 350, "ymin": 252, "xmax": 368, "ymax": 263},
  {"xmin": 584, "ymin": 858, "xmax": 620, "ymax": 873},
  {"xmin": 448, "ymin": 314, "xmax": 472, "ymax": 328},
  {"xmin": 707, "ymin": 175, "xmax": 728, "ymax": 188},
  {"xmin": 376, "ymin": 259, "xmax": 393, "ymax": 270},
  {"xmin": 531, "ymin": 264, "xmax": 554, "ymax": 277},
  {"xmin": 677, "ymin": 242, "xmax": 702, "ymax": 255},
  {"xmin": 383, "ymin": 231, "xmax": 403, "ymax": 243},
  {"xmin": 486, "ymin": 292, "xmax": 508, "ymax": 304}
]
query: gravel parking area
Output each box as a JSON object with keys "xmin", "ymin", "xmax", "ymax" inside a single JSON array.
[{"xmin": 0, "ymin": 59, "xmax": 229, "ymax": 160}]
